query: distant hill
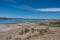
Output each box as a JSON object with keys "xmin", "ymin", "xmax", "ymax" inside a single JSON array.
[
  {"xmin": 0, "ymin": 17, "xmax": 60, "ymax": 20},
  {"xmin": 0, "ymin": 17, "xmax": 8, "ymax": 20},
  {"xmin": 0, "ymin": 17, "xmax": 40, "ymax": 20}
]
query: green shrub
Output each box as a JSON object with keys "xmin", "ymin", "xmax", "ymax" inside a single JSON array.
[
  {"xmin": 32, "ymin": 34, "xmax": 38, "ymax": 37},
  {"xmin": 39, "ymin": 29, "xmax": 47, "ymax": 35},
  {"xmin": 24, "ymin": 29, "xmax": 29, "ymax": 33},
  {"xmin": 31, "ymin": 28, "xmax": 35, "ymax": 33},
  {"xmin": 15, "ymin": 38, "xmax": 21, "ymax": 40},
  {"xmin": 19, "ymin": 31, "xmax": 24, "ymax": 35},
  {"xmin": 49, "ymin": 21, "xmax": 60, "ymax": 27},
  {"xmin": 39, "ymin": 23, "xmax": 46, "ymax": 25},
  {"xmin": 19, "ymin": 29, "xmax": 29, "ymax": 35},
  {"xmin": 26, "ymin": 35, "xmax": 31, "ymax": 39}
]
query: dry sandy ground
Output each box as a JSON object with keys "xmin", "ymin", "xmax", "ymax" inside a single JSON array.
[{"xmin": 0, "ymin": 22, "xmax": 60, "ymax": 40}]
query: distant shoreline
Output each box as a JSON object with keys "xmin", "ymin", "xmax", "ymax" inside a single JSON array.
[{"xmin": 0, "ymin": 17, "xmax": 60, "ymax": 20}]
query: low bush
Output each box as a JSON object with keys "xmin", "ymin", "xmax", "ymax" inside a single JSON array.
[
  {"xmin": 15, "ymin": 38, "xmax": 21, "ymax": 40},
  {"xmin": 24, "ymin": 29, "xmax": 29, "ymax": 33},
  {"xmin": 26, "ymin": 35, "xmax": 31, "ymax": 39},
  {"xmin": 19, "ymin": 29, "xmax": 29, "ymax": 35},
  {"xmin": 39, "ymin": 23, "xmax": 46, "ymax": 25},
  {"xmin": 31, "ymin": 28, "xmax": 35, "ymax": 33},
  {"xmin": 39, "ymin": 29, "xmax": 47, "ymax": 35},
  {"xmin": 49, "ymin": 21, "xmax": 60, "ymax": 27}
]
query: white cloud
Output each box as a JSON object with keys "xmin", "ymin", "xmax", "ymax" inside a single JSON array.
[
  {"xmin": 13, "ymin": 5, "xmax": 60, "ymax": 12},
  {"xmin": 36, "ymin": 8, "xmax": 60, "ymax": 12},
  {"xmin": 14, "ymin": 5, "xmax": 36, "ymax": 11}
]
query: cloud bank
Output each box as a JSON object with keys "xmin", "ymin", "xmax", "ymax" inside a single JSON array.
[
  {"xmin": 13, "ymin": 5, "xmax": 60, "ymax": 12},
  {"xmin": 14, "ymin": 5, "xmax": 36, "ymax": 11},
  {"xmin": 36, "ymin": 8, "xmax": 60, "ymax": 12}
]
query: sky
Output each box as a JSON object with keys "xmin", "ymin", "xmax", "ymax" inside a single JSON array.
[{"xmin": 0, "ymin": 0, "xmax": 60, "ymax": 19}]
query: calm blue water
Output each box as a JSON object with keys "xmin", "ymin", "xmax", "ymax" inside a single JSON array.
[{"xmin": 0, "ymin": 20, "xmax": 41, "ymax": 24}]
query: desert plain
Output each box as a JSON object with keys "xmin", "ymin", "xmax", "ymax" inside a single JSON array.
[{"xmin": 0, "ymin": 20, "xmax": 60, "ymax": 40}]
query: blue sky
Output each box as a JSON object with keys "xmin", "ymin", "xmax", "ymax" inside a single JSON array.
[{"xmin": 0, "ymin": 0, "xmax": 60, "ymax": 19}]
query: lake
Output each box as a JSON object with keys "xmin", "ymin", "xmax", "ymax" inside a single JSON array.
[{"xmin": 0, "ymin": 20, "xmax": 41, "ymax": 24}]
